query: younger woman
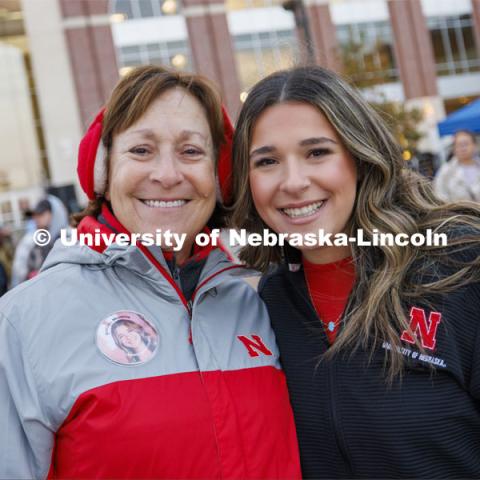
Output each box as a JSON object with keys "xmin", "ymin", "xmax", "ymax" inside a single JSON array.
[{"xmin": 231, "ymin": 66, "xmax": 480, "ymax": 479}]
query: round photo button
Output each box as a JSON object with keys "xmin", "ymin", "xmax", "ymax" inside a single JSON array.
[{"xmin": 96, "ymin": 310, "xmax": 159, "ymax": 366}]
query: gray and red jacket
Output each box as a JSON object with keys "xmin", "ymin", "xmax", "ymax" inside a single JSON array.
[{"xmin": 0, "ymin": 214, "xmax": 300, "ymax": 479}]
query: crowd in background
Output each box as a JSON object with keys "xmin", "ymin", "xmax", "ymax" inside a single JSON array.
[
  {"xmin": 0, "ymin": 195, "xmax": 69, "ymax": 296},
  {"xmin": 0, "ymin": 129, "xmax": 478, "ymax": 298}
]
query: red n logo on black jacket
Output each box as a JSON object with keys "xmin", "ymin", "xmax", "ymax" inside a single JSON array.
[
  {"xmin": 400, "ymin": 307, "xmax": 442, "ymax": 350},
  {"xmin": 237, "ymin": 335, "xmax": 273, "ymax": 357}
]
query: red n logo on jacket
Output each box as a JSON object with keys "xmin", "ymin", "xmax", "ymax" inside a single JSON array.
[
  {"xmin": 400, "ymin": 307, "xmax": 442, "ymax": 350},
  {"xmin": 237, "ymin": 335, "xmax": 273, "ymax": 357}
]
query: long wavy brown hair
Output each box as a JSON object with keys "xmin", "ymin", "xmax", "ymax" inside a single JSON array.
[{"xmin": 230, "ymin": 66, "xmax": 480, "ymax": 378}]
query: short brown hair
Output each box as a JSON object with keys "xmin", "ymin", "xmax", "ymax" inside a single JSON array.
[{"xmin": 73, "ymin": 65, "xmax": 225, "ymax": 225}]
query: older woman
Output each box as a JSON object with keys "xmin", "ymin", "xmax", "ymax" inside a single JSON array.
[
  {"xmin": 0, "ymin": 66, "xmax": 300, "ymax": 479},
  {"xmin": 231, "ymin": 66, "xmax": 480, "ymax": 478}
]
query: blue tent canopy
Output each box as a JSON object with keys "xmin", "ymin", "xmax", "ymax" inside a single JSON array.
[{"xmin": 438, "ymin": 98, "xmax": 480, "ymax": 136}]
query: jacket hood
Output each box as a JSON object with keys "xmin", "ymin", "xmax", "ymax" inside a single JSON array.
[{"xmin": 47, "ymin": 194, "xmax": 69, "ymax": 239}]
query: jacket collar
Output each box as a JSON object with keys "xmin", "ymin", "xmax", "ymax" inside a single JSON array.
[
  {"xmin": 75, "ymin": 204, "xmax": 238, "ymax": 307},
  {"xmin": 78, "ymin": 203, "xmax": 218, "ymax": 263}
]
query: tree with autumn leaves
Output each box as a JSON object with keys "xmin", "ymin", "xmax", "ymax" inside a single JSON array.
[{"xmin": 339, "ymin": 33, "xmax": 425, "ymax": 158}]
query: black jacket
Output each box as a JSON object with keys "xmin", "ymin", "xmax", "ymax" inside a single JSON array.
[
  {"xmin": 0, "ymin": 262, "xmax": 7, "ymax": 297},
  {"xmin": 259, "ymin": 254, "xmax": 480, "ymax": 479}
]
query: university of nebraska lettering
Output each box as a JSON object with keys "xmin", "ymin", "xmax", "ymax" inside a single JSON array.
[
  {"xmin": 237, "ymin": 335, "xmax": 273, "ymax": 357},
  {"xmin": 400, "ymin": 307, "xmax": 442, "ymax": 350}
]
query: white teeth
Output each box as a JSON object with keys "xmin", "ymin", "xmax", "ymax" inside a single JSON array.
[
  {"xmin": 282, "ymin": 201, "xmax": 324, "ymax": 218},
  {"xmin": 143, "ymin": 199, "xmax": 186, "ymax": 208}
]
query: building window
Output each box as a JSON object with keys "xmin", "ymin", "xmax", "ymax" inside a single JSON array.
[
  {"xmin": 118, "ymin": 40, "xmax": 191, "ymax": 73},
  {"xmin": 0, "ymin": 6, "xmax": 48, "ymax": 190},
  {"xmin": 234, "ymin": 30, "xmax": 298, "ymax": 93},
  {"xmin": 112, "ymin": 0, "xmax": 179, "ymax": 19},
  {"xmin": 337, "ymin": 21, "xmax": 399, "ymax": 88},
  {"xmin": 428, "ymin": 14, "xmax": 480, "ymax": 76},
  {"xmin": 227, "ymin": 0, "xmax": 282, "ymax": 12}
]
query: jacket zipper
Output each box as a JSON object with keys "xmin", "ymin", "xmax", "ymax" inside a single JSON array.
[
  {"xmin": 140, "ymin": 241, "xmax": 244, "ymax": 318},
  {"xmin": 327, "ymin": 360, "xmax": 353, "ymax": 476},
  {"xmin": 171, "ymin": 263, "xmax": 193, "ymax": 318},
  {"xmin": 190, "ymin": 265, "xmax": 245, "ymax": 303},
  {"xmin": 189, "ymin": 264, "xmax": 245, "ymax": 479},
  {"xmin": 137, "ymin": 244, "xmax": 191, "ymax": 313},
  {"xmin": 289, "ymin": 270, "xmax": 354, "ymax": 476}
]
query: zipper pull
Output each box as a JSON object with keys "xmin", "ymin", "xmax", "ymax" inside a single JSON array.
[{"xmin": 173, "ymin": 266, "xmax": 180, "ymax": 283}]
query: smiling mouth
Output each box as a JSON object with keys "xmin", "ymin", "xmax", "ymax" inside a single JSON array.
[
  {"xmin": 141, "ymin": 199, "xmax": 189, "ymax": 208},
  {"xmin": 280, "ymin": 201, "xmax": 325, "ymax": 218}
]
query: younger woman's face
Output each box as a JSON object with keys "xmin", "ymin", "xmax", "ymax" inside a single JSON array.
[{"xmin": 248, "ymin": 102, "xmax": 357, "ymax": 263}]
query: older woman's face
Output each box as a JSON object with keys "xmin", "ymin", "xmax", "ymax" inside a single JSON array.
[{"xmin": 107, "ymin": 88, "xmax": 216, "ymax": 261}]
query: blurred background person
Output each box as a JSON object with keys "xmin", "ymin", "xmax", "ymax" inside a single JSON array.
[
  {"xmin": 434, "ymin": 130, "xmax": 480, "ymax": 202},
  {"xmin": 18, "ymin": 199, "xmax": 36, "ymax": 234},
  {"xmin": 11, "ymin": 195, "xmax": 68, "ymax": 286},
  {"xmin": 0, "ymin": 224, "xmax": 14, "ymax": 296}
]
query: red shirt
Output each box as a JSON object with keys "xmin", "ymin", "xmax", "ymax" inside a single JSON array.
[{"xmin": 303, "ymin": 256, "xmax": 355, "ymax": 344}]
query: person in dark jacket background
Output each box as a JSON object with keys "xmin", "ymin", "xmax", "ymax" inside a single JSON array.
[
  {"xmin": 231, "ymin": 65, "xmax": 480, "ymax": 479},
  {"xmin": 0, "ymin": 224, "xmax": 13, "ymax": 295},
  {"xmin": 11, "ymin": 195, "xmax": 68, "ymax": 286}
]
